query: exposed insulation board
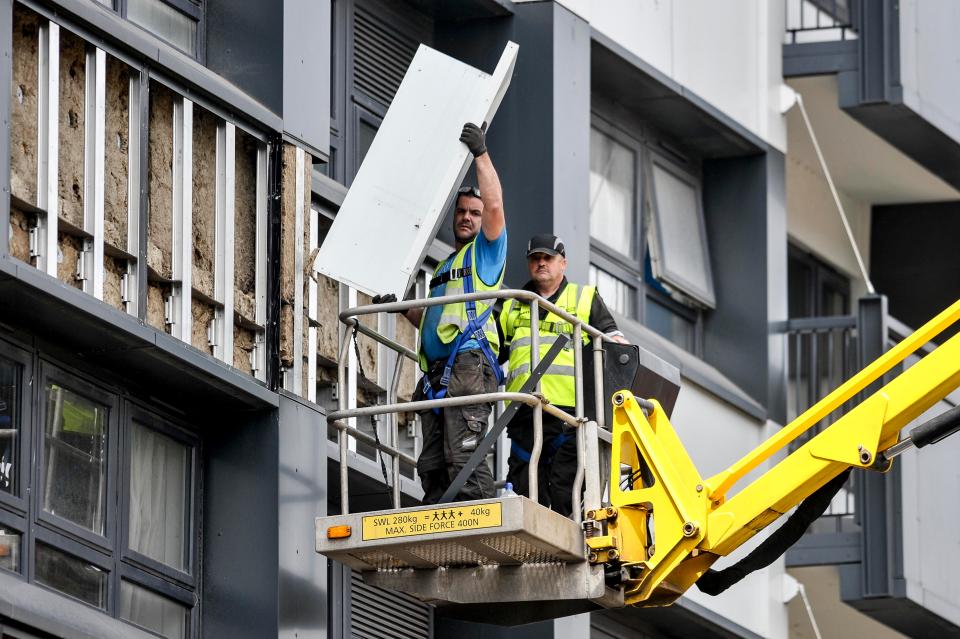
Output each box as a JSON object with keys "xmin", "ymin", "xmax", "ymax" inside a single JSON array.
[
  {"xmin": 57, "ymin": 28, "xmax": 85, "ymax": 229},
  {"xmin": 11, "ymin": 6, "xmax": 40, "ymax": 204},
  {"xmin": 147, "ymin": 82, "xmax": 174, "ymax": 278},
  {"xmin": 313, "ymin": 42, "xmax": 518, "ymax": 298},
  {"xmin": 234, "ymin": 129, "xmax": 258, "ymax": 321},
  {"xmin": 103, "ymin": 55, "xmax": 130, "ymax": 251},
  {"xmin": 191, "ymin": 105, "xmax": 217, "ymax": 298}
]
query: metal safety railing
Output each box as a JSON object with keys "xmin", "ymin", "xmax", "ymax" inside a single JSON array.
[
  {"xmin": 328, "ymin": 289, "xmax": 619, "ymax": 521},
  {"xmin": 785, "ymin": 0, "xmax": 858, "ymax": 44}
]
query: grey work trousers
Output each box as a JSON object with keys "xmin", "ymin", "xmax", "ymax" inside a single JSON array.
[{"xmin": 414, "ymin": 349, "xmax": 496, "ymax": 503}]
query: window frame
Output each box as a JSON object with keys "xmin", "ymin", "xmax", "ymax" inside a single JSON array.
[
  {"xmin": 33, "ymin": 362, "xmax": 119, "ymax": 553},
  {"xmin": 588, "ymin": 112, "xmax": 708, "ymax": 355},
  {"xmin": 98, "ymin": 0, "xmax": 205, "ymax": 62},
  {"xmin": 646, "ymin": 151, "xmax": 717, "ymax": 309},
  {"xmin": 0, "ymin": 337, "xmax": 201, "ymax": 635},
  {"xmin": 0, "ymin": 341, "xmax": 32, "ymax": 514},
  {"xmin": 120, "ymin": 402, "xmax": 200, "ymax": 588}
]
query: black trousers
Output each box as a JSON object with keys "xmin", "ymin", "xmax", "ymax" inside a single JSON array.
[
  {"xmin": 414, "ymin": 350, "xmax": 496, "ymax": 503},
  {"xmin": 507, "ymin": 408, "xmax": 578, "ymax": 517}
]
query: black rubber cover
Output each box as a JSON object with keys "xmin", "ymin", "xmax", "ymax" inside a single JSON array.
[{"xmin": 909, "ymin": 404, "xmax": 960, "ymax": 449}]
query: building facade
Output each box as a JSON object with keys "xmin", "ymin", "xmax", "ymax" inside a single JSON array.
[{"xmin": 0, "ymin": 0, "xmax": 957, "ymax": 638}]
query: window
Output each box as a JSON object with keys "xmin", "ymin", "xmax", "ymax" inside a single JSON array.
[
  {"xmin": 588, "ymin": 119, "xmax": 711, "ymax": 354},
  {"xmin": 0, "ymin": 343, "xmax": 200, "ymax": 635},
  {"xmin": 96, "ymin": 0, "xmax": 202, "ymax": 58},
  {"xmin": 648, "ymin": 157, "xmax": 715, "ymax": 308}
]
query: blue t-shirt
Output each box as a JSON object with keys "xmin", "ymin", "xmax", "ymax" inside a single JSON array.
[{"xmin": 421, "ymin": 230, "xmax": 507, "ymax": 364}]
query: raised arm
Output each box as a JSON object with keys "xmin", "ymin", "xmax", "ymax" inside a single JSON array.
[{"xmin": 460, "ymin": 123, "xmax": 505, "ymax": 241}]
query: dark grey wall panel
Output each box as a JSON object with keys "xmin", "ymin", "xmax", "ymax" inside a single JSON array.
[
  {"xmin": 202, "ymin": 409, "xmax": 280, "ymax": 638},
  {"xmin": 205, "ymin": 0, "xmax": 283, "ymax": 113},
  {"xmin": 278, "ymin": 393, "xmax": 328, "ymax": 639},
  {"xmin": 549, "ymin": 4, "xmax": 590, "ymax": 283},
  {"xmin": 0, "ymin": 0, "xmax": 11, "ymax": 256},
  {"xmin": 283, "ymin": 0, "xmax": 331, "ymax": 159},
  {"xmin": 702, "ymin": 152, "xmax": 786, "ymax": 417}
]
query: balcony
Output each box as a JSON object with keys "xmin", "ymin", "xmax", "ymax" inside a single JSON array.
[
  {"xmin": 785, "ymin": 0, "xmax": 857, "ymax": 44},
  {"xmin": 782, "ymin": 295, "xmax": 960, "ymax": 635}
]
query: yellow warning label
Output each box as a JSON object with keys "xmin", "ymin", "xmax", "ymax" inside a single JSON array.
[{"xmin": 362, "ymin": 503, "xmax": 503, "ymax": 541}]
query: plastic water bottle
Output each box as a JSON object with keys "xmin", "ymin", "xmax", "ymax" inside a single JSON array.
[{"xmin": 502, "ymin": 482, "xmax": 517, "ymax": 497}]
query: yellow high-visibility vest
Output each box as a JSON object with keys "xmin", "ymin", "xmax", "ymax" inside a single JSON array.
[
  {"xmin": 418, "ymin": 239, "xmax": 503, "ymax": 371},
  {"xmin": 499, "ymin": 283, "xmax": 595, "ymax": 406}
]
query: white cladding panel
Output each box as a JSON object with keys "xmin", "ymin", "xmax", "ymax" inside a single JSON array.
[
  {"xmin": 900, "ymin": 0, "xmax": 960, "ymax": 148},
  {"xmin": 544, "ymin": 0, "xmax": 787, "ymax": 152},
  {"xmin": 314, "ymin": 43, "xmax": 518, "ymax": 297},
  {"xmin": 670, "ymin": 381, "xmax": 789, "ymax": 639},
  {"xmin": 900, "ymin": 398, "xmax": 960, "ymax": 627}
]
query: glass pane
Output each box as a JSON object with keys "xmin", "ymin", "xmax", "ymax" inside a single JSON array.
[
  {"xmin": 645, "ymin": 296, "xmax": 695, "ymax": 352},
  {"xmin": 35, "ymin": 542, "xmax": 107, "ymax": 609},
  {"xmin": 129, "ymin": 422, "xmax": 189, "ymax": 571},
  {"xmin": 0, "ymin": 358, "xmax": 19, "ymax": 496},
  {"xmin": 0, "ymin": 529, "xmax": 20, "ymax": 572},
  {"xmin": 42, "ymin": 384, "xmax": 108, "ymax": 534},
  {"xmin": 650, "ymin": 162, "xmax": 714, "ymax": 305},
  {"xmin": 589, "ymin": 264, "xmax": 634, "ymax": 318},
  {"xmin": 127, "ymin": 0, "xmax": 197, "ymax": 56},
  {"xmin": 120, "ymin": 580, "xmax": 189, "ymax": 639},
  {"xmin": 589, "ymin": 128, "xmax": 635, "ymax": 257}
]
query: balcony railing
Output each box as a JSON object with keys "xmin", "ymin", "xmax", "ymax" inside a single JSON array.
[{"xmin": 785, "ymin": 0, "xmax": 858, "ymax": 44}]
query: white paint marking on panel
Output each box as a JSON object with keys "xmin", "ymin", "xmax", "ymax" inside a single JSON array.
[
  {"xmin": 37, "ymin": 21, "xmax": 60, "ymax": 277},
  {"xmin": 293, "ymin": 147, "xmax": 305, "ymax": 396},
  {"xmin": 83, "ymin": 47, "xmax": 106, "ymax": 300},
  {"xmin": 313, "ymin": 42, "xmax": 518, "ymax": 298}
]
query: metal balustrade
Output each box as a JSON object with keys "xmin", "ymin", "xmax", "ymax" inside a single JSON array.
[{"xmin": 328, "ymin": 289, "xmax": 623, "ymax": 520}]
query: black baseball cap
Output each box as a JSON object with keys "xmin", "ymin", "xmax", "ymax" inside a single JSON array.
[{"xmin": 526, "ymin": 234, "xmax": 566, "ymax": 257}]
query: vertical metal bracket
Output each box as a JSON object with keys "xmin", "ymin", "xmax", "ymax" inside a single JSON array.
[
  {"xmin": 293, "ymin": 147, "xmax": 306, "ymax": 396},
  {"xmin": 82, "ymin": 46, "xmax": 105, "ymax": 299},
  {"xmin": 36, "ymin": 20, "xmax": 59, "ymax": 276},
  {"xmin": 126, "ymin": 67, "xmax": 147, "ymax": 317},
  {"xmin": 254, "ymin": 141, "xmax": 269, "ymax": 381},
  {"xmin": 307, "ymin": 206, "xmax": 319, "ymax": 402},
  {"xmin": 213, "ymin": 121, "xmax": 235, "ymax": 364},
  {"xmin": 170, "ymin": 96, "xmax": 193, "ymax": 341}
]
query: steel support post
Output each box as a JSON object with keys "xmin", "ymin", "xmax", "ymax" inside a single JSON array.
[
  {"xmin": 0, "ymin": 0, "xmax": 11, "ymax": 256},
  {"xmin": 528, "ymin": 298, "xmax": 542, "ymax": 503}
]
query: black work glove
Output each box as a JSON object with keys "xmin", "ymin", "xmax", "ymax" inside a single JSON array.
[
  {"xmin": 371, "ymin": 294, "xmax": 401, "ymax": 314},
  {"xmin": 460, "ymin": 122, "xmax": 487, "ymax": 157}
]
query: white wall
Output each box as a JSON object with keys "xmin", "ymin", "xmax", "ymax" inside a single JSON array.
[
  {"xmin": 786, "ymin": 150, "xmax": 872, "ymax": 299},
  {"xmin": 900, "ymin": 0, "xmax": 960, "ymax": 148},
  {"xmin": 533, "ymin": 0, "xmax": 788, "ymax": 152},
  {"xmin": 670, "ymin": 381, "xmax": 790, "ymax": 639}
]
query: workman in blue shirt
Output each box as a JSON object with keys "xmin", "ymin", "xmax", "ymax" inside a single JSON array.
[{"xmin": 376, "ymin": 122, "xmax": 507, "ymax": 503}]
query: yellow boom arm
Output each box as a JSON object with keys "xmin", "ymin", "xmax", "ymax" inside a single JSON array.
[{"xmin": 591, "ymin": 299, "xmax": 960, "ymax": 607}]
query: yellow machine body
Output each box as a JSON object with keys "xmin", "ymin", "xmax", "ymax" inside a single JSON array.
[{"xmin": 596, "ymin": 299, "xmax": 960, "ymax": 607}]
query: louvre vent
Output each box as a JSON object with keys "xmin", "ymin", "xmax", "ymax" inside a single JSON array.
[
  {"xmin": 352, "ymin": 6, "xmax": 418, "ymax": 107},
  {"xmin": 350, "ymin": 571, "xmax": 431, "ymax": 639}
]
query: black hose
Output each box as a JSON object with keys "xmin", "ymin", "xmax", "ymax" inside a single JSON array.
[{"xmin": 696, "ymin": 468, "xmax": 852, "ymax": 596}]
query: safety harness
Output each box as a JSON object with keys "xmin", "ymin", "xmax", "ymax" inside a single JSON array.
[
  {"xmin": 422, "ymin": 248, "xmax": 504, "ymax": 413},
  {"xmin": 510, "ymin": 431, "xmax": 573, "ymax": 464}
]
